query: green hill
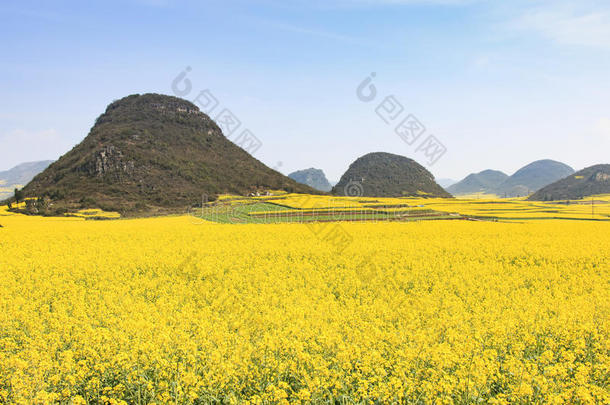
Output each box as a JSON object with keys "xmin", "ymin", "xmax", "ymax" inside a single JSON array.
[
  {"xmin": 332, "ymin": 152, "xmax": 451, "ymax": 198},
  {"xmin": 447, "ymin": 170, "xmax": 508, "ymax": 195},
  {"xmin": 19, "ymin": 94, "xmax": 317, "ymax": 215},
  {"xmin": 496, "ymin": 160, "xmax": 574, "ymax": 197},
  {"xmin": 528, "ymin": 164, "xmax": 610, "ymax": 201}
]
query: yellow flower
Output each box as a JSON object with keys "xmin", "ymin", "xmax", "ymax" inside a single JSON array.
[{"xmin": 0, "ymin": 202, "xmax": 608, "ymax": 403}]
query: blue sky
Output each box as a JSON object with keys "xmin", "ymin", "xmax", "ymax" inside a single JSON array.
[{"xmin": 1, "ymin": 0, "xmax": 609, "ymax": 181}]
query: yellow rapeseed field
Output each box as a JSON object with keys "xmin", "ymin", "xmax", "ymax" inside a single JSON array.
[
  {"xmin": 0, "ymin": 207, "xmax": 609, "ymax": 404},
  {"xmin": 266, "ymin": 193, "xmax": 610, "ymax": 221}
]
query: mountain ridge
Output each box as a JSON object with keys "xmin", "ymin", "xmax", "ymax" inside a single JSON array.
[
  {"xmin": 447, "ymin": 169, "xmax": 508, "ymax": 195},
  {"xmin": 0, "ymin": 160, "xmax": 54, "ymax": 201},
  {"xmin": 288, "ymin": 168, "xmax": 332, "ymax": 192},
  {"xmin": 0, "ymin": 160, "xmax": 54, "ymax": 186},
  {"xmin": 528, "ymin": 164, "xmax": 610, "ymax": 201},
  {"xmin": 495, "ymin": 159, "xmax": 575, "ymax": 197},
  {"xmin": 447, "ymin": 160, "xmax": 575, "ymax": 197}
]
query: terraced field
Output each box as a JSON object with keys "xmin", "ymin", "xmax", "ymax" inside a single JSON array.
[{"xmin": 193, "ymin": 193, "xmax": 610, "ymax": 224}]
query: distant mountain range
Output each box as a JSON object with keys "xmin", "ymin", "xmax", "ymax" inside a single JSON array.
[
  {"xmin": 436, "ymin": 178, "xmax": 457, "ymax": 188},
  {"xmin": 288, "ymin": 168, "xmax": 332, "ymax": 192},
  {"xmin": 5, "ymin": 94, "xmax": 606, "ymax": 212},
  {"xmin": 447, "ymin": 160, "xmax": 575, "ymax": 197},
  {"xmin": 0, "ymin": 160, "xmax": 54, "ymax": 200},
  {"xmin": 0, "ymin": 161, "xmax": 54, "ymax": 185},
  {"xmin": 528, "ymin": 164, "xmax": 610, "ymax": 201},
  {"xmin": 447, "ymin": 170, "xmax": 508, "ymax": 195},
  {"xmin": 496, "ymin": 160, "xmax": 575, "ymax": 197},
  {"xmin": 332, "ymin": 152, "xmax": 451, "ymax": 198}
]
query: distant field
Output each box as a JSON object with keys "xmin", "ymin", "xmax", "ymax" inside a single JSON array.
[
  {"xmin": 195, "ymin": 200, "xmax": 455, "ymax": 224},
  {"xmin": 453, "ymin": 192, "xmax": 500, "ymax": 199},
  {"xmin": 192, "ymin": 193, "xmax": 610, "ymax": 224},
  {"xmin": 5, "ymin": 192, "xmax": 610, "ymax": 222},
  {"xmin": 0, "ymin": 184, "xmax": 22, "ymax": 202}
]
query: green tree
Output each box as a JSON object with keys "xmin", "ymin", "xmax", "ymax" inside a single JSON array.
[{"xmin": 14, "ymin": 188, "xmax": 24, "ymax": 203}]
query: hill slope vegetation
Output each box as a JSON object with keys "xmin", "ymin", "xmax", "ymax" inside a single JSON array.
[
  {"xmin": 332, "ymin": 152, "xmax": 451, "ymax": 198},
  {"xmin": 528, "ymin": 164, "xmax": 610, "ymax": 201},
  {"xmin": 20, "ymin": 94, "xmax": 317, "ymax": 215}
]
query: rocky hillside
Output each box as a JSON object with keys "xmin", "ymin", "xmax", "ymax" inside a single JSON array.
[
  {"xmin": 528, "ymin": 164, "xmax": 610, "ymax": 201},
  {"xmin": 288, "ymin": 168, "xmax": 332, "ymax": 192},
  {"xmin": 19, "ymin": 94, "xmax": 317, "ymax": 215},
  {"xmin": 332, "ymin": 152, "xmax": 451, "ymax": 198}
]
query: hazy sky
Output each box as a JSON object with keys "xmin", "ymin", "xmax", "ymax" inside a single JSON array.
[{"xmin": 1, "ymin": 0, "xmax": 609, "ymax": 181}]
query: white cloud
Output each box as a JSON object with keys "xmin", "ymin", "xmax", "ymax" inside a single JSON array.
[
  {"xmin": 510, "ymin": 2, "xmax": 610, "ymax": 50},
  {"xmin": 338, "ymin": 0, "xmax": 610, "ymax": 50},
  {"xmin": 264, "ymin": 21, "xmax": 362, "ymax": 43}
]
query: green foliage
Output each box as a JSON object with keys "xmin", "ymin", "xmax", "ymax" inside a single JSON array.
[
  {"xmin": 14, "ymin": 188, "xmax": 23, "ymax": 203},
  {"xmin": 529, "ymin": 164, "xmax": 610, "ymax": 201},
  {"xmin": 20, "ymin": 94, "xmax": 319, "ymax": 216},
  {"xmin": 79, "ymin": 197, "xmax": 97, "ymax": 208},
  {"xmin": 332, "ymin": 152, "xmax": 451, "ymax": 198}
]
